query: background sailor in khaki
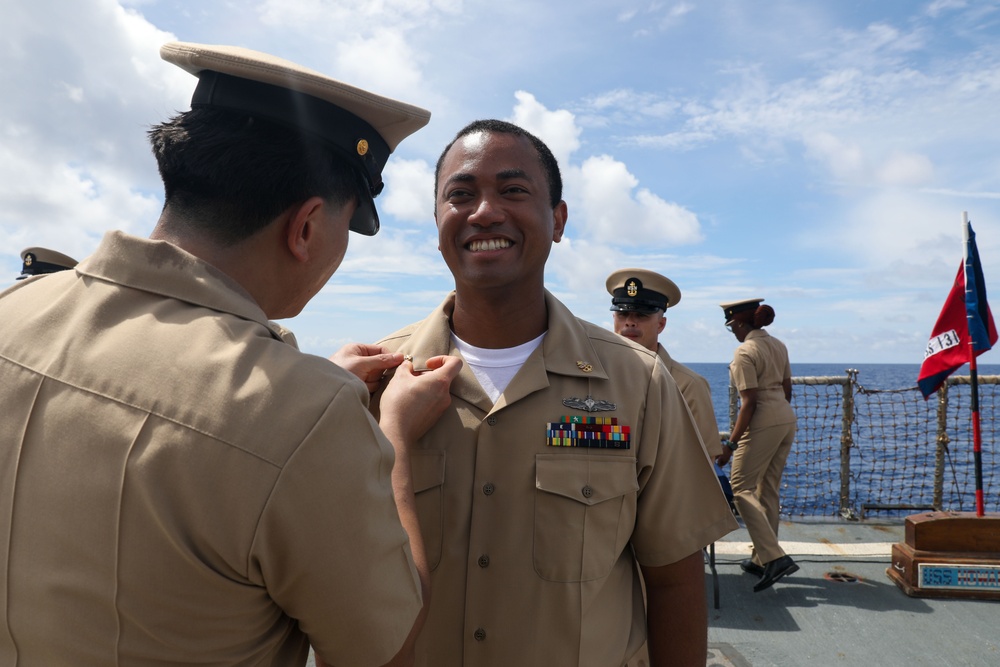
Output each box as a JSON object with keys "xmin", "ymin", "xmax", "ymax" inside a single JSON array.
[
  {"xmin": 0, "ymin": 42, "xmax": 461, "ymax": 667},
  {"xmin": 717, "ymin": 298, "xmax": 799, "ymax": 593},
  {"xmin": 374, "ymin": 119, "xmax": 737, "ymax": 667},
  {"xmin": 16, "ymin": 246, "xmax": 78, "ymax": 280},
  {"xmin": 606, "ymin": 268, "xmax": 723, "ymax": 459}
]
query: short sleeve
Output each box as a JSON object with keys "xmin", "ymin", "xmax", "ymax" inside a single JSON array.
[
  {"xmin": 250, "ymin": 382, "xmax": 421, "ymax": 666},
  {"xmin": 729, "ymin": 344, "xmax": 759, "ymax": 391},
  {"xmin": 631, "ymin": 362, "xmax": 738, "ymax": 566}
]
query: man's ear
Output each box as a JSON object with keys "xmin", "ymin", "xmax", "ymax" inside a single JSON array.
[
  {"xmin": 285, "ymin": 196, "xmax": 326, "ymax": 263},
  {"xmin": 657, "ymin": 316, "xmax": 667, "ymax": 335},
  {"xmin": 552, "ymin": 200, "xmax": 568, "ymax": 243}
]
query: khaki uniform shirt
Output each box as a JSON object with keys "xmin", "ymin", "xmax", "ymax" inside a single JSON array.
[
  {"xmin": 377, "ymin": 291, "xmax": 737, "ymax": 667},
  {"xmin": 656, "ymin": 346, "xmax": 723, "ymax": 457},
  {"xmin": 0, "ymin": 231, "xmax": 421, "ymax": 666},
  {"xmin": 729, "ymin": 329, "xmax": 796, "ymax": 430}
]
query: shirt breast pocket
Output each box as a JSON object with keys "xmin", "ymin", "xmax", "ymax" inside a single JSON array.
[
  {"xmin": 412, "ymin": 450, "xmax": 446, "ymax": 571},
  {"xmin": 533, "ymin": 454, "xmax": 638, "ymax": 582}
]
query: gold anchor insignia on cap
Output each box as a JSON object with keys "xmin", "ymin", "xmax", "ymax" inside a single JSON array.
[
  {"xmin": 576, "ymin": 360, "xmax": 593, "ymax": 372},
  {"xmin": 562, "ymin": 395, "xmax": 617, "ymax": 412},
  {"xmin": 356, "ymin": 139, "xmax": 369, "ymax": 156},
  {"xmin": 626, "ymin": 280, "xmax": 638, "ymax": 297},
  {"xmin": 24, "ymin": 254, "xmax": 34, "ymax": 266}
]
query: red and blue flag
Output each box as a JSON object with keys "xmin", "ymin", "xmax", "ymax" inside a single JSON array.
[{"xmin": 917, "ymin": 222, "xmax": 997, "ymax": 399}]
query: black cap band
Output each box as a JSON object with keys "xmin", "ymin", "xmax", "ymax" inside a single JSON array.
[
  {"xmin": 610, "ymin": 281, "xmax": 668, "ymax": 313},
  {"xmin": 19, "ymin": 260, "xmax": 74, "ymax": 279},
  {"xmin": 191, "ymin": 70, "xmax": 388, "ymax": 235}
]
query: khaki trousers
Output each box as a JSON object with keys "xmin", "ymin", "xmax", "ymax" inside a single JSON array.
[{"xmin": 730, "ymin": 421, "xmax": 796, "ymax": 565}]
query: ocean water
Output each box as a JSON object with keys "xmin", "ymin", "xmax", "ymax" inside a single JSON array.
[
  {"xmin": 687, "ymin": 361, "xmax": 1000, "ymax": 516},
  {"xmin": 686, "ymin": 362, "xmax": 1000, "ymax": 430}
]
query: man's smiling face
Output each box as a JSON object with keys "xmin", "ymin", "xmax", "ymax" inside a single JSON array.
[{"xmin": 435, "ymin": 130, "xmax": 566, "ymax": 295}]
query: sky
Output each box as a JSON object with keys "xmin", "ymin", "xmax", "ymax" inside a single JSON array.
[{"xmin": 3, "ymin": 0, "xmax": 1000, "ymax": 367}]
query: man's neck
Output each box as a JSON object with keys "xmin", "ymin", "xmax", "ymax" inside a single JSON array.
[
  {"xmin": 149, "ymin": 213, "xmax": 285, "ymax": 318},
  {"xmin": 451, "ymin": 286, "xmax": 548, "ymax": 349}
]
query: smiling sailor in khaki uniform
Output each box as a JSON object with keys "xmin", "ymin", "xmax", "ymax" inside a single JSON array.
[
  {"xmin": 374, "ymin": 120, "xmax": 737, "ymax": 667},
  {"xmin": 0, "ymin": 42, "xmax": 462, "ymax": 666},
  {"xmin": 607, "ymin": 268, "xmax": 723, "ymax": 459}
]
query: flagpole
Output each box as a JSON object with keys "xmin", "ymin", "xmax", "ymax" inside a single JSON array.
[{"xmin": 964, "ymin": 211, "xmax": 985, "ymax": 517}]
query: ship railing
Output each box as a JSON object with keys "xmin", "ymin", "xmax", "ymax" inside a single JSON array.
[{"xmin": 725, "ymin": 372, "xmax": 1000, "ymax": 519}]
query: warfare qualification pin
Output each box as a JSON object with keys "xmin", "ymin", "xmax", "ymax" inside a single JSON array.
[{"xmin": 562, "ymin": 395, "xmax": 617, "ymax": 412}]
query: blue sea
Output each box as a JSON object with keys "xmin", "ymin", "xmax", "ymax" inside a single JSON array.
[
  {"xmin": 690, "ymin": 362, "xmax": 1000, "ymax": 516},
  {"xmin": 686, "ymin": 362, "xmax": 1000, "ymax": 430}
]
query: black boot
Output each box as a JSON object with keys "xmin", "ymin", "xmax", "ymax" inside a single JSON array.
[{"xmin": 753, "ymin": 555, "xmax": 799, "ymax": 592}]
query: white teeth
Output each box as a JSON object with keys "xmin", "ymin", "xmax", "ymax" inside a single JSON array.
[{"xmin": 468, "ymin": 238, "xmax": 512, "ymax": 252}]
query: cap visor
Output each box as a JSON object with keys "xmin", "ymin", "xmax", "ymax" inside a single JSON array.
[{"xmin": 349, "ymin": 193, "xmax": 380, "ymax": 236}]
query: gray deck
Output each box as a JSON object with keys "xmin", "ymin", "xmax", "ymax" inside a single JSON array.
[
  {"xmin": 307, "ymin": 519, "xmax": 1000, "ymax": 666},
  {"xmin": 707, "ymin": 519, "xmax": 999, "ymax": 667}
]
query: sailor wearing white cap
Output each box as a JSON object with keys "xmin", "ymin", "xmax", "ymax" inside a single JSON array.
[
  {"xmin": 17, "ymin": 246, "xmax": 78, "ymax": 280},
  {"xmin": 607, "ymin": 268, "xmax": 722, "ymax": 458}
]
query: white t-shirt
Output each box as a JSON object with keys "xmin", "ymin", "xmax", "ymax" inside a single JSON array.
[{"xmin": 451, "ymin": 332, "xmax": 546, "ymax": 403}]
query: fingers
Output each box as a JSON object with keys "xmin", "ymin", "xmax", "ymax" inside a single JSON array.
[
  {"xmin": 329, "ymin": 343, "xmax": 404, "ymax": 385},
  {"xmin": 356, "ymin": 353, "xmax": 405, "ymax": 374},
  {"xmin": 422, "ymin": 355, "xmax": 463, "ymax": 378},
  {"xmin": 380, "ymin": 356, "xmax": 463, "ymax": 443}
]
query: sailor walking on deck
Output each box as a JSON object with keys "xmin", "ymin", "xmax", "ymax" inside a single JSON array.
[{"xmin": 717, "ymin": 298, "xmax": 799, "ymax": 592}]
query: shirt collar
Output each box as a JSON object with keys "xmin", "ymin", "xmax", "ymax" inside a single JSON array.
[
  {"xmin": 77, "ymin": 231, "xmax": 284, "ymax": 340},
  {"xmin": 401, "ymin": 289, "xmax": 609, "ymax": 381}
]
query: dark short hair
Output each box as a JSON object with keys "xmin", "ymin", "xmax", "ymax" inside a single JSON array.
[
  {"xmin": 434, "ymin": 119, "xmax": 563, "ymax": 208},
  {"xmin": 148, "ymin": 107, "xmax": 364, "ymax": 245}
]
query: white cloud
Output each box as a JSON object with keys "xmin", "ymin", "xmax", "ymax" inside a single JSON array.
[
  {"xmin": 338, "ymin": 229, "xmax": 447, "ymax": 278},
  {"xmin": 0, "ymin": 0, "xmax": 185, "ymax": 259},
  {"xmin": 380, "ymin": 158, "xmax": 436, "ymax": 224},
  {"xmin": 503, "ymin": 92, "xmax": 703, "ymax": 247},
  {"xmin": 257, "ymin": 0, "xmax": 462, "ymax": 29},
  {"xmin": 926, "ymin": 0, "xmax": 968, "ymax": 19},
  {"xmin": 876, "ymin": 151, "xmax": 934, "ymax": 186},
  {"xmin": 802, "ymin": 131, "xmax": 866, "ymax": 181},
  {"xmin": 332, "ymin": 28, "xmax": 427, "ymax": 101},
  {"xmin": 509, "ymin": 91, "xmax": 581, "ymax": 166},
  {"xmin": 566, "ymin": 156, "xmax": 702, "ymax": 246},
  {"xmin": 800, "ymin": 188, "xmax": 973, "ymax": 270}
]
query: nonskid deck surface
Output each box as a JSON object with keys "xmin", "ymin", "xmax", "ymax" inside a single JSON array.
[
  {"xmin": 707, "ymin": 519, "xmax": 999, "ymax": 667},
  {"xmin": 305, "ymin": 519, "xmax": 999, "ymax": 667}
]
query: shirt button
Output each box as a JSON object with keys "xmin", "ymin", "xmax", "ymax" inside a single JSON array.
[
  {"xmin": 582, "ymin": 485, "xmax": 594, "ymax": 498},
  {"xmin": 483, "ymin": 483, "xmax": 495, "ymax": 496},
  {"xmin": 487, "ymin": 415, "xmax": 498, "ymax": 426},
  {"xmin": 474, "ymin": 628, "xmax": 487, "ymax": 641},
  {"xmin": 478, "ymin": 554, "xmax": 490, "ymax": 568}
]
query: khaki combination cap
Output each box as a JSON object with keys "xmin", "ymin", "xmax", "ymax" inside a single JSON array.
[
  {"xmin": 18, "ymin": 247, "xmax": 79, "ymax": 280},
  {"xmin": 606, "ymin": 268, "xmax": 681, "ymax": 314},
  {"xmin": 720, "ymin": 298, "xmax": 764, "ymax": 323},
  {"xmin": 160, "ymin": 41, "xmax": 432, "ymax": 236}
]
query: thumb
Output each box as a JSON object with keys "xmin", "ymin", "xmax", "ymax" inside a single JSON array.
[{"xmin": 424, "ymin": 355, "xmax": 463, "ymax": 378}]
